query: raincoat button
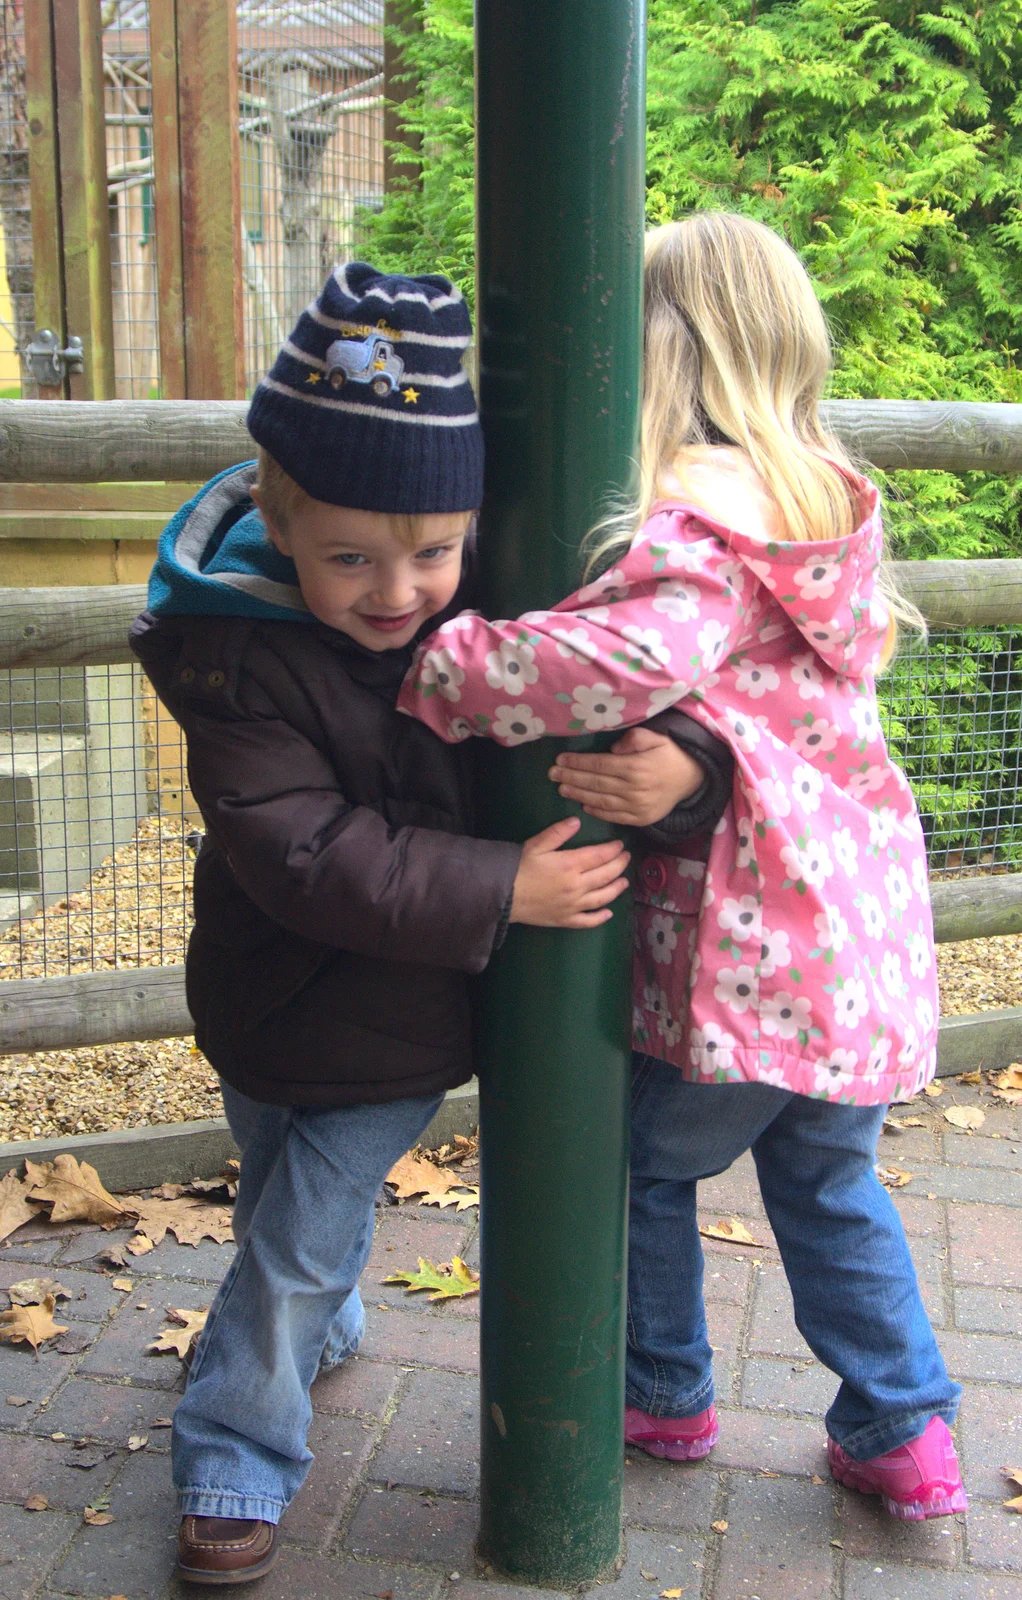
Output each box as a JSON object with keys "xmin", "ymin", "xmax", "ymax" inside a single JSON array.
[
  {"xmin": 207, "ymin": 670, "xmax": 225, "ymax": 688},
  {"xmin": 642, "ymin": 856, "xmax": 668, "ymax": 894},
  {"xmin": 179, "ymin": 667, "xmax": 195, "ymax": 684}
]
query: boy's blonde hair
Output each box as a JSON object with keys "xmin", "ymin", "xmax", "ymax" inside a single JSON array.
[
  {"xmin": 589, "ymin": 212, "xmax": 921, "ymax": 654},
  {"xmin": 253, "ymin": 446, "xmax": 455, "ymax": 549}
]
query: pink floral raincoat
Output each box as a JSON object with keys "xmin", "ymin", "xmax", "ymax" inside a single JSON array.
[{"xmin": 397, "ymin": 457, "xmax": 939, "ymax": 1107}]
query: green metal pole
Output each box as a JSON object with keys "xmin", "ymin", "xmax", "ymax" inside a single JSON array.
[{"xmin": 474, "ymin": 1, "xmax": 646, "ymax": 1584}]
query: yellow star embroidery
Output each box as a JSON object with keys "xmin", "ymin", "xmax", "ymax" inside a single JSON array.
[
  {"xmin": 305, "ymin": 370, "xmax": 323, "ymax": 385},
  {"xmin": 373, "ymin": 358, "xmax": 387, "ymax": 371},
  {"xmin": 402, "ymin": 386, "xmax": 420, "ymax": 405}
]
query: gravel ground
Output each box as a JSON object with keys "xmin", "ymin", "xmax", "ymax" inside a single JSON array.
[{"xmin": 1, "ymin": 821, "xmax": 1020, "ymax": 1143}]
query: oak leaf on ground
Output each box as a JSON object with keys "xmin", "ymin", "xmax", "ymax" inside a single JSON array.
[
  {"xmin": 25, "ymin": 1155, "xmax": 128, "ymax": 1227},
  {"xmin": 24, "ymin": 1493, "xmax": 48, "ymax": 1511},
  {"xmin": 944, "ymin": 1105, "xmax": 985, "ymax": 1131},
  {"xmin": 385, "ymin": 1153, "xmax": 460, "ymax": 1201},
  {"xmin": 699, "ymin": 1217, "xmax": 767, "ymax": 1247},
  {"xmin": 383, "ymin": 1256, "xmax": 480, "ymax": 1302},
  {"xmin": 420, "ymin": 1187, "xmax": 480, "ymax": 1212},
  {"xmin": 0, "ymin": 1169, "xmax": 41, "ymax": 1244},
  {"xmin": 924, "ymin": 1082, "xmax": 944, "ymax": 1097},
  {"xmin": 147, "ymin": 1306, "xmax": 209, "ymax": 1358},
  {"xmin": 7, "ymin": 1277, "xmax": 70, "ymax": 1307},
  {"xmin": 127, "ymin": 1197, "xmax": 234, "ymax": 1249},
  {"xmin": 0, "ymin": 1294, "xmax": 68, "ymax": 1354},
  {"xmin": 877, "ymin": 1165, "xmax": 914, "ymax": 1190},
  {"xmin": 991, "ymin": 1065, "xmax": 1022, "ymax": 1105}
]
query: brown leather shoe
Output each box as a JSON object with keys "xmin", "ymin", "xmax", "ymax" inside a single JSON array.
[{"xmin": 176, "ymin": 1517, "xmax": 278, "ymax": 1585}]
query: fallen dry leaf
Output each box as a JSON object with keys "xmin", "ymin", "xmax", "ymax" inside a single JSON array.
[
  {"xmin": 924, "ymin": 1082, "xmax": 944, "ymax": 1097},
  {"xmin": 420, "ymin": 1187, "xmax": 480, "ymax": 1212},
  {"xmin": 127, "ymin": 1196, "xmax": 234, "ymax": 1249},
  {"xmin": 96, "ymin": 1245, "xmax": 128, "ymax": 1269},
  {"xmin": 0, "ymin": 1294, "xmax": 68, "ymax": 1354},
  {"xmin": 660, "ymin": 1590, "xmax": 686, "ymax": 1598},
  {"xmin": 152, "ymin": 1417, "xmax": 172, "ymax": 1428},
  {"xmin": 83, "ymin": 1507, "xmax": 114, "ymax": 1526},
  {"xmin": 7, "ymin": 1277, "xmax": 70, "ymax": 1307},
  {"xmin": 385, "ymin": 1153, "xmax": 461, "ymax": 1202},
  {"xmin": 699, "ymin": 1217, "xmax": 767, "ymax": 1247},
  {"xmin": 711, "ymin": 1520, "xmax": 728, "ymax": 1534},
  {"xmin": 125, "ymin": 1235, "xmax": 155, "ymax": 1258},
  {"xmin": 899, "ymin": 1116, "xmax": 926, "ymax": 1127},
  {"xmin": 25, "ymin": 1155, "xmax": 128, "ymax": 1227},
  {"xmin": 146, "ymin": 1306, "xmax": 209, "ymax": 1358},
  {"xmin": 639, "ymin": 1568, "xmax": 658, "ymax": 1581},
  {"xmin": 1003, "ymin": 1468, "xmax": 1022, "ymax": 1491},
  {"xmin": 383, "ymin": 1256, "xmax": 480, "ymax": 1302},
  {"xmin": 6, "ymin": 1394, "xmax": 30, "ymax": 1406},
  {"xmin": 0, "ymin": 1170, "xmax": 40, "ymax": 1244},
  {"xmin": 993, "ymin": 1065, "xmax": 1022, "ymax": 1091},
  {"xmin": 957, "ymin": 1070, "xmax": 983, "ymax": 1085},
  {"xmin": 877, "ymin": 1165, "xmax": 914, "ymax": 1190},
  {"xmin": 110, "ymin": 1278, "xmax": 133, "ymax": 1292},
  {"xmin": 944, "ymin": 1105, "xmax": 985, "ymax": 1131},
  {"xmin": 23, "ymin": 1493, "xmax": 48, "ymax": 1511},
  {"xmin": 127, "ymin": 1435, "xmax": 147, "ymax": 1452},
  {"xmin": 811, "ymin": 1474, "xmax": 826, "ymax": 1486}
]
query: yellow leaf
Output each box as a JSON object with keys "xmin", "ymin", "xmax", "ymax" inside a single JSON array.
[
  {"xmin": 127, "ymin": 1435, "xmax": 148, "ymax": 1452},
  {"xmin": 1003, "ymin": 1495, "xmax": 1022, "ymax": 1513},
  {"xmin": 924, "ymin": 1082, "xmax": 944, "ymax": 1097},
  {"xmin": 1003, "ymin": 1467, "xmax": 1022, "ymax": 1491},
  {"xmin": 711, "ymin": 1519, "xmax": 729, "ymax": 1534},
  {"xmin": 385, "ymin": 1154, "xmax": 460, "ymax": 1201},
  {"xmin": 420, "ymin": 1187, "xmax": 480, "ymax": 1212},
  {"xmin": 877, "ymin": 1165, "xmax": 914, "ymax": 1189},
  {"xmin": 111, "ymin": 1278, "xmax": 133, "ymax": 1292},
  {"xmin": 383, "ymin": 1255, "xmax": 480, "ymax": 1302},
  {"xmin": 944, "ymin": 1105, "xmax": 985, "ymax": 1131},
  {"xmin": 0, "ymin": 1294, "xmax": 68, "ymax": 1354},
  {"xmin": 993, "ymin": 1065, "xmax": 1022, "ymax": 1092},
  {"xmin": 699, "ymin": 1217, "xmax": 767, "ymax": 1247},
  {"xmin": 899, "ymin": 1116, "xmax": 926, "ymax": 1127},
  {"xmin": 146, "ymin": 1306, "xmax": 209, "ymax": 1359},
  {"xmin": 25, "ymin": 1155, "xmax": 127, "ymax": 1227},
  {"xmin": 660, "ymin": 1589, "xmax": 686, "ymax": 1597},
  {"xmin": 0, "ymin": 1170, "xmax": 41, "ymax": 1245},
  {"xmin": 957, "ymin": 1071, "xmax": 983, "ymax": 1085},
  {"xmin": 125, "ymin": 1235, "xmax": 155, "ymax": 1257}
]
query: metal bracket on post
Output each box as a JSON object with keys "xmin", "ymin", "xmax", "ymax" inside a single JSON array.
[{"xmin": 25, "ymin": 329, "xmax": 85, "ymax": 387}]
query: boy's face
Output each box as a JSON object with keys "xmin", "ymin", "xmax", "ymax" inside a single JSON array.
[{"xmin": 257, "ymin": 497, "xmax": 472, "ymax": 652}]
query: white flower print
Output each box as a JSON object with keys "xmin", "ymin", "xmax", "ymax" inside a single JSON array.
[
  {"xmin": 791, "ymin": 718, "xmax": 840, "ymax": 759},
  {"xmin": 794, "ymin": 556, "xmax": 843, "ymax": 600},
  {"xmin": 645, "ymin": 682, "xmax": 687, "ymax": 717},
  {"xmin": 868, "ymin": 806, "xmax": 899, "ymax": 850},
  {"xmin": 758, "ymin": 1065, "xmax": 794, "ymax": 1088},
  {"xmin": 833, "ymin": 978, "xmax": 870, "ymax": 1029},
  {"xmin": 865, "ymin": 1037, "xmax": 892, "ymax": 1081},
  {"xmin": 520, "ymin": 610, "xmax": 554, "ymax": 626},
  {"xmin": 690, "ymin": 1021, "xmax": 737, "ymax": 1073},
  {"xmin": 552, "ymin": 626, "xmax": 599, "ymax": 664},
  {"xmin": 491, "ymin": 704, "xmax": 546, "ymax": 745},
  {"xmin": 621, "ymin": 624, "xmax": 672, "ymax": 668},
  {"xmin": 760, "ymin": 775, "xmax": 792, "ymax": 819},
  {"xmin": 696, "ymin": 618, "xmax": 730, "ymax": 669},
  {"xmin": 734, "ymin": 658, "xmax": 780, "ymax": 699},
  {"xmin": 898, "ymin": 1023, "xmax": 919, "ymax": 1065},
  {"xmin": 714, "ymin": 963, "xmax": 758, "ymax": 1015},
  {"xmin": 657, "ymin": 1011, "xmax": 683, "ymax": 1048},
  {"xmin": 643, "ymin": 982, "xmax": 668, "ymax": 1018},
  {"xmin": 859, "ymin": 893, "xmax": 887, "ymax": 941},
  {"xmin": 758, "ymin": 925, "xmax": 792, "ymax": 977},
  {"xmin": 884, "ymin": 865, "xmax": 912, "ymax": 916},
  {"xmin": 651, "ymin": 580, "xmax": 700, "ymax": 624},
  {"xmin": 906, "ymin": 930, "xmax": 932, "ymax": 979},
  {"xmin": 661, "ymin": 540, "xmax": 706, "ymax": 573},
  {"xmin": 849, "ymin": 697, "xmax": 882, "ymax": 743},
  {"xmin": 814, "ymin": 904, "xmax": 850, "ymax": 954},
  {"xmin": 438, "ymin": 610, "xmax": 482, "ymax": 633},
  {"xmin": 832, "ymin": 827, "xmax": 859, "ymax": 877},
  {"xmin": 576, "ymin": 568, "xmax": 629, "ymax": 605},
  {"xmin": 911, "ymin": 855, "xmax": 929, "ymax": 900},
  {"xmin": 676, "ymin": 856, "xmax": 706, "ymax": 882},
  {"xmin": 803, "ymin": 619, "xmax": 845, "ymax": 652},
  {"xmin": 570, "ymin": 683, "xmax": 626, "ymax": 731},
  {"xmin": 484, "ymin": 637, "xmax": 539, "ymax": 696},
  {"xmin": 791, "ymin": 763, "xmax": 825, "ymax": 813},
  {"xmin": 724, "ymin": 706, "xmax": 765, "ymax": 753},
  {"xmin": 848, "ymin": 765, "xmax": 888, "ymax": 800},
  {"xmin": 870, "ymin": 594, "xmax": 890, "ymax": 633},
  {"xmin": 647, "ymin": 913, "xmax": 678, "ymax": 965},
  {"xmin": 915, "ymin": 995, "xmax": 935, "ymax": 1033},
  {"xmin": 717, "ymin": 559, "xmax": 746, "ymax": 595},
  {"xmin": 576, "ymin": 606, "xmax": 611, "ymax": 625},
  {"xmin": 718, "ymin": 894, "xmax": 761, "ymax": 943},
  {"xmin": 881, "ymin": 951, "xmax": 905, "ymax": 999},
  {"xmin": 735, "ymin": 817, "xmax": 756, "ymax": 870},
  {"xmin": 790, "ymin": 652, "xmax": 825, "ymax": 700},
  {"xmin": 760, "ymin": 990, "xmax": 812, "ymax": 1040},
  {"xmin": 418, "ymin": 647, "xmax": 465, "ymax": 702},
  {"xmin": 781, "ymin": 838, "xmax": 834, "ymax": 888},
  {"xmin": 814, "ymin": 1052, "xmax": 856, "ymax": 1095},
  {"xmin": 745, "ymin": 557, "xmax": 778, "ymax": 591},
  {"xmin": 448, "ymin": 716, "xmax": 474, "ymax": 742}
]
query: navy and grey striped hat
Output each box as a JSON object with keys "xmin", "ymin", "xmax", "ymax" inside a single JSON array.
[{"xmin": 246, "ymin": 263, "xmax": 483, "ymax": 514}]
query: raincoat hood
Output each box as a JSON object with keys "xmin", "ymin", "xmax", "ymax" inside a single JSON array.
[
  {"xmin": 652, "ymin": 451, "xmax": 887, "ymax": 681},
  {"xmin": 148, "ymin": 462, "xmax": 309, "ymax": 621}
]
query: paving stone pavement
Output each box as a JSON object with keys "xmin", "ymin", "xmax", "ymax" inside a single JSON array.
[{"xmin": 1, "ymin": 1084, "xmax": 1020, "ymax": 1600}]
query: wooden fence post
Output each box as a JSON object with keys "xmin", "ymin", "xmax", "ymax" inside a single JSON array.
[
  {"xmin": 149, "ymin": 0, "xmax": 244, "ymax": 399},
  {"xmin": 383, "ymin": 0, "xmax": 423, "ymax": 193},
  {"xmin": 23, "ymin": 0, "xmax": 64, "ymax": 398}
]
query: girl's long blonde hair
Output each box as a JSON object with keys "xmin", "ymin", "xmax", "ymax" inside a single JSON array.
[{"xmin": 588, "ymin": 212, "xmax": 922, "ymax": 650}]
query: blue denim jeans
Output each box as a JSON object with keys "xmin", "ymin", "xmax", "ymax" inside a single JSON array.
[
  {"xmin": 627, "ymin": 1054, "xmax": 960, "ymax": 1460},
  {"xmin": 172, "ymin": 1081, "xmax": 443, "ymax": 1523}
]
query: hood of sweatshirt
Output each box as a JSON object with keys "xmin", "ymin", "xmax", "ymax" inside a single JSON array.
[
  {"xmin": 148, "ymin": 462, "xmax": 310, "ymax": 621},
  {"xmin": 651, "ymin": 448, "xmax": 887, "ymax": 681}
]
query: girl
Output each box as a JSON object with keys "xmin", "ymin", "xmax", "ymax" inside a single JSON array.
[{"xmin": 398, "ymin": 213, "xmax": 966, "ymax": 1522}]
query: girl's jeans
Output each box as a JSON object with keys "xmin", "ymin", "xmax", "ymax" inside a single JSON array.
[
  {"xmin": 172, "ymin": 1081, "xmax": 443, "ymax": 1524},
  {"xmin": 628, "ymin": 1054, "xmax": 960, "ymax": 1461}
]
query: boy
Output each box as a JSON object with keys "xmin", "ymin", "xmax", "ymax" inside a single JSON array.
[{"xmin": 133, "ymin": 265, "xmax": 728, "ymax": 1584}]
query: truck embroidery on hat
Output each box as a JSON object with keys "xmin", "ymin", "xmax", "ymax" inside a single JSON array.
[{"xmin": 324, "ymin": 333, "xmax": 406, "ymax": 397}]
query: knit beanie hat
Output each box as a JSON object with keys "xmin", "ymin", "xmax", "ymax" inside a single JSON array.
[{"xmin": 246, "ymin": 263, "xmax": 483, "ymax": 514}]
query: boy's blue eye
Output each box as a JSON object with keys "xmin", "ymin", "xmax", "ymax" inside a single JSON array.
[
  {"xmin": 333, "ymin": 552, "xmax": 367, "ymax": 567},
  {"xmin": 417, "ymin": 544, "xmax": 455, "ymax": 561}
]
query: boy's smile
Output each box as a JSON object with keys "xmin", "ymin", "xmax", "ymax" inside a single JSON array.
[{"xmin": 253, "ymin": 496, "xmax": 472, "ymax": 651}]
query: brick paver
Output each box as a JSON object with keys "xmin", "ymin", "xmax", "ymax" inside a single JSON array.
[{"xmin": 2, "ymin": 1100, "xmax": 1020, "ymax": 1600}]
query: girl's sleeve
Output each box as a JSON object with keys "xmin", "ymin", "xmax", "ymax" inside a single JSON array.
[{"xmin": 397, "ymin": 510, "xmax": 760, "ymax": 745}]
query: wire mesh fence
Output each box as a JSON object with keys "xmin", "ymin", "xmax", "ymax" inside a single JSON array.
[
  {"xmin": 0, "ymin": 0, "xmax": 384, "ymax": 398},
  {"xmin": 0, "ymin": 628, "xmax": 1019, "ymax": 979}
]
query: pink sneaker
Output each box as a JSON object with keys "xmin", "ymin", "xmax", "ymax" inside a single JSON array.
[
  {"xmin": 828, "ymin": 1416, "xmax": 968, "ymax": 1521},
  {"xmin": 624, "ymin": 1404, "xmax": 718, "ymax": 1461}
]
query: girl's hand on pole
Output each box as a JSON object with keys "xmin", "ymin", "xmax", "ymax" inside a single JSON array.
[
  {"xmin": 509, "ymin": 816, "xmax": 630, "ymax": 928},
  {"xmin": 547, "ymin": 727, "xmax": 706, "ymax": 826}
]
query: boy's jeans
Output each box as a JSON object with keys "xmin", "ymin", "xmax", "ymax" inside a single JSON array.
[
  {"xmin": 172, "ymin": 1081, "xmax": 443, "ymax": 1523},
  {"xmin": 627, "ymin": 1054, "xmax": 960, "ymax": 1461}
]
